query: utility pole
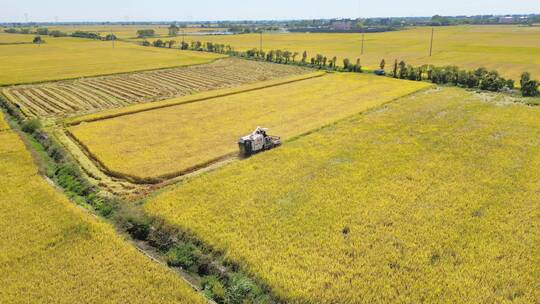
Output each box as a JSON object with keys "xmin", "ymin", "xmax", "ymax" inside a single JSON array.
[
  {"xmin": 259, "ymin": 31, "xmax": 263, "ymax": 52},
  {"xmin": 361, "ymin": 31, "xmax": 365, "ymax": 55},
  {"xmin": 429, "ymin": 27, "xmax": 434, "ymax": 57}
]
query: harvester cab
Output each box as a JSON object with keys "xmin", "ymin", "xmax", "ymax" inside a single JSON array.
[{"xmin": 238, "ymin": 127, "xmax": 281, "ymax": 157}]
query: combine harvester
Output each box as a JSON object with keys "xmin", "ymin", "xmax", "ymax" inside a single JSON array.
[{"xmin": 238, "ymin": 127, "xmax": 281, "ymax": 157}]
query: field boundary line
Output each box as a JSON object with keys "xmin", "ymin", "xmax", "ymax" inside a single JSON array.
[{"xmin": 65, "ymin": 71, "xmax": 327, "ymax": 126}]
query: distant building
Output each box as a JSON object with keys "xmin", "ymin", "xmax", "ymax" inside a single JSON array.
[
  {"xmin": 332, "ymin": 21, "xmax": 352, "ymax": 31},
  {"xmin": 498, "ymin": 16, "xmax": 514, "ymax": 24}
]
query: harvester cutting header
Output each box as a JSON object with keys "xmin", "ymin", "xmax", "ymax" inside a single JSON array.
[{"xmin": 238, "ymin": 127, "xmax": 281, "ymax": 157}]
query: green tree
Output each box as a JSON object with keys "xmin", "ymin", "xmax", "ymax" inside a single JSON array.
[
  {"xmin": 153, "ymin": 39, "xmax": 164, "ymax": 47},
  {"xmin": 393, "ymin": 60, "xmax": 398, "ymax": 78},
  {"xmin": 521, "ymin": 72, "xmax": 539, "ymax": 97},
  {"xmin": 168, "ymin": 24, "xmax": 179, "ymax": 36},
  {"xmin": 301, "ymin": 51, "xmax": 307, "ymax": 63},
  {"xmin": 33, "ymin": 36, "xmax": 43, "ymax": 44},
  {"xmin": 343, "ymin": 58, "xmax": 350, "ymax": 70},
  {"xmin": 292, "ymin": 52, "xmax": 299, "ymax": 62},
  {"xmin": 398, "ymin": 60, "xmax": 407, "ymax": 79},
  {"xmin": 283, "ymin": 51, "xmax": 292, "ymax": 63},
  {"xmin": 137, "ymin": 29, "xmax": 155, "ymax": 38}
]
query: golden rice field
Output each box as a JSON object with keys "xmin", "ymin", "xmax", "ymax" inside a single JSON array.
[
  {"xmin": 46, "ymin": 24, "xmax": 228, "ymax": 39},
  {"xmin": 0, "ymin": 32, "xmax": 33, "ymax": 44},
  {"xmin": 3, "ymin": 58, "xmax": 310, "ymax": 118},
  {"xmin": 68, "ymin": 73, "xmax": 431, "ymax": 182},
  {"xmin": 0, "ymin": 113, "xmax": 205, "ymax": 303},
  {"xmin": 0, "ymin": 37, "xmax": 224, "ymax": 86},
  {"xmin": 145, "ymin": 87, "xmax": 540, "ymax": 303},
  {"xmin": 172, "ymin": 25, "xmax": 540, "ymax": 80}
]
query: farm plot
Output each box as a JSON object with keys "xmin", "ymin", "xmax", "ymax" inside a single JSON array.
[
  {"xmin": 68, "ymin": 73, "xmax": 431, "ymax": 182},
  {"xmin": 145, "ymin": 87, "xmax": 540, "ymax": 303},
  {"xmin": 0, "ymin": 113, "xmax": 205, "ymax": 303},
  {"xmin": 0, "ymin": 37, "xmax": 224, "ymax": 86},
  {"xmin": 3, "ymin": 58, "xmax": 311, "ymax": 118},
  {"xmin": 173, "ymin": 25, "xmax": 540, "ymax": 81},
  {"xmin": 0, "ymin": 32, "xmax": 33, "ymax": 44}
]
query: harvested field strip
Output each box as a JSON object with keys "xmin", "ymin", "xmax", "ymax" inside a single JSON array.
[
  {"xmin": 50, "ymin": 87, "xmax": 97, "ymax": 110},
  {"xmin": 19, "ymin": 90, "xmax": 61, "ymax": 114},
  {"xmin": 3, "ymin": 90, "xmax": 39, "ymax": 117},
  {"xmin": 113, "ymin": 79, "xmax": 158, "ymax": 94},
  {"xmin": 145, "ymin": 87, "xmax": 540, "ymax": 303},
  {"xmin": 165, "ymin": 72, "xmax": 222, "ymax": 87},
  {"xmin": 30, "ymin": 89, "xmax": 73, "ymax": 112},
  {"xmin": 104, "ymin": 80, "xmax": 153, "ymax": 98},
  {"xmin": 67, "ymin": 71, "xmax": 326, "ymax": 125},
  {"xmin": 83, "ymin": 82, "xmax": 131, "ymax": 103},
  {"xmin": 130, "ymin": 75, "xmax": 178, "ymax": 93},
  {"xmin": 157, "ymin": 73, "xmax": 209, "ymax": 89},
  {"xmin": 0, "ymin": 113, "xmax": 206, "ymax": 304},
  {"xmin": 11, "ymin": 90, "xmax": 49, "ymax": 116},
  {"xmin": 69, "ymin": 73, "xmax": 432, "ymax": 181},
  {"xmin": 74, "ymin": 85, "xmax": 122, "ymax": 107},
  {"xmin": 57, "ymin": 86, "xmax": 103, "ymax": 109},
  {"xmin": 4, "ymin": 58, "xmax": 312, "ymax": 118},
  {"xmin": 91, "ymin": 80, "xmax": 143, "ymax": 99},
  {"xmin": 59, "ymin": 86, "xmax": 111, "ymax": 109},
  {"xmin": 37, "ymin": 88, "xmax": 82, "ymax": 111},
  {"xmin": 151, "ymin": 75, "xmax": 199, "ymax": 91}
]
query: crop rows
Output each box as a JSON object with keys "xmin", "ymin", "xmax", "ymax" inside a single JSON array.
[{"xmin": 3, "ymin": 58, "xmax": 310, "ymax": 118}]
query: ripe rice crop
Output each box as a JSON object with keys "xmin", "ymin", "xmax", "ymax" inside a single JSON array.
[
  {"xmin": 0, "ymin": 113, "xmax": 205, "ymax": 303},
  {"xmin": 170, "ymin": 25, "xmax": 540, "ymax": 81},
  {"xmin": 68, "ymin": 73, "xmax": 431, "ymax": 182},
  {"xmin": 47, "ymin": 24, "xmax": 228, "ymax": 39},
  {"xmin": 0, "ymin": 114, "xmax": 9, "ymax": 131},
  {"xmin": 0, "ymin": 37, "xmax": 224, "ymax": 85},
  {"xmin": 0, "ymin": 32, "xmax": 33, "ymax": 44},
  {"xmin": 3, "ymin": 58, "xmax": 311, "ymax": 118},
  {"xmin": 145, "ymin": 87, "xmax": 540, "ymax": 303}
]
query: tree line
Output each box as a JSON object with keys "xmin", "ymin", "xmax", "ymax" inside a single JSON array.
[
  {"xmin": 387, "ymin": 60, "xmax": 538, "ymax": 97},
  {"xmin": 4, "ymin": 27, "xmax": 117, "ymax": 41},
  {"xmin": 141, "ymin": 38, "xmax": 539, "ymax": 97},
  {"xmin": 142, "ymin": 39, "xmax": 365, "ymax": 73}
]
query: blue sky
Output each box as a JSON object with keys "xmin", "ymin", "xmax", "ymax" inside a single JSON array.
[{"xmin": 2, "ymin": 0, "xmax": 539, "ymax": 22}]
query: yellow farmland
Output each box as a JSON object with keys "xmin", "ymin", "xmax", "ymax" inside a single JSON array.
[
  {"xmin": 4, "ymin": 58, "xmax": 310, "ymax": 118},
  {"xmin": 47, "ymin": 24, "xmax": 228, "ymax": 39},
  {"xmin": 0, "ymin": 32, "xmax": 33, "ymax": 44},
  {"xmin": 173, "ymin": 25, "xmax": 540, "ymax": 80},
  {"xmin": 0, "ymin": 37, "xmax": 224, "ymax": 85},
  {"xmin": 0, "ymin": 113, "xmax": 205, "ymax": 303},
  {"xmin": 145, "ymin": 87, "xmax": 540, "ymax": 303},
  {"xmin": 68, "ymin": 73, "xmax": 431, "ymax": 181}
]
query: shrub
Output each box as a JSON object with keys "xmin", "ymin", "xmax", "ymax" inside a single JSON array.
[
  {"xmin": 49, "ymin": 30, "xmax": 67, "ymax": 37},
  {"xmin": 114, "ymin": 205, "xmax": 151, "ymax": 240},
  {"xmin": 21, "ymin": 119, "xmax": 41, "ymax": 133},
  {"xmin": 520, "ymin": 72, "xmax": 539, "ymax": 97},
  {"xmin": 225, "ymin": 274, "xmax": 264, "ymax": 304},
  {"xmin": 201, "ymin": 276, "xmax": 226, "ymax": 302},
  {"xmin": 166, "ymin": 243, "xmax": 199, "ymax": 268}
]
